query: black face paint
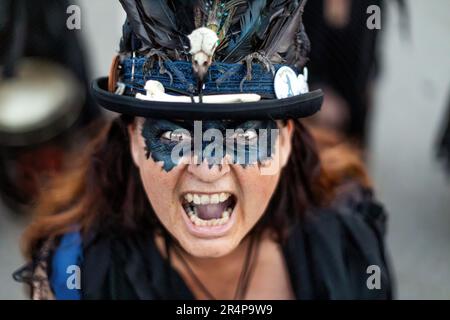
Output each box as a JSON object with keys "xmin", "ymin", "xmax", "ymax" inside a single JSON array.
[{"xmin": 141, "ymin": 119, "xmax": 279, "ymax": 172}]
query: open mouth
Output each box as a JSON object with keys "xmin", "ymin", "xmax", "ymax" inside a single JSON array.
[{"xmin": 182, "ymin": 192, "xmax": 236, "ymax": 227}]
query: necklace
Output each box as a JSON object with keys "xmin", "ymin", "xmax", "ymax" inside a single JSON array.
[{"xmin": 172, "ymin": 233, "xmax": 260, "ymax": 300}]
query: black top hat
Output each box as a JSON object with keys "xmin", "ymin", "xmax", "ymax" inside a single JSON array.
[{"xmin": 92, "ymin": 0, "xmax": 323, "ymax": 120}]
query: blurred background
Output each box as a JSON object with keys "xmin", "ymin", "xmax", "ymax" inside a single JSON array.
[{"xmin": 0, "ymin": 0, "xmax": 449, "ymax": 299}]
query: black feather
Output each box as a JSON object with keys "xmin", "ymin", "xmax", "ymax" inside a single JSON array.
[
  {"xmin": 119, "ymin": 20, "xmax": 133, "ymax": 53},
  {"xmin": 140, "ymin": 0, "xmax": 176, "ymax": 30},
  {"xmin": 170, "ymin": 0, "xmax": 197, "ymax": 34},
  {"xmin": 119, "ymin": 0, "xmax": 190, "ymax": 52},
  {"xmin": 222, "ymin": 0, "xmax": 267, "ymax": 62},
  {"xmin": 286, "ymin": 22, "xmax": 310, "ymax": 68},
  {"xmin": 136, "ymin": 0, "xmax": 178, "ymax": 49},
  {"xmin": 118, "ymin": 0, "xmax": 311, "ymax": 66},
  {"xmin": 119, "ymin": 0, "xmax": 154, "ymax": 50},
  {"xmin": 261, "ymin": 0, "xmax": 308, "ymax": 64},
  {"xmin": 256, "ymin": 0, "xmax": 290, "ymax": 42}
]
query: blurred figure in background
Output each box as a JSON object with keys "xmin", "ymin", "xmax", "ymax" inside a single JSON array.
[
  {"xmin": 437, "ymin": 89, "xmax": 450, "ymax": 175},
  {"xmin": 303, "ymin": 0, "xmax": 406, "ymax": 148},
  {"xmin": 0, "ymin": 0, "xmax": 101, "ymax": 213}
]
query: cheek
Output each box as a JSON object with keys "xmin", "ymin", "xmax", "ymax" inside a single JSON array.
[
  {"xmin": 234, "ymin": 166, "xmax": 280, "ymax": 224},
  {"xmin": 140, "ymin": 164, "xmax": 172, "ymax": 203},
  {"xmin": 134, "ymin": 139, "xmax": 183, "ymax": 226}
]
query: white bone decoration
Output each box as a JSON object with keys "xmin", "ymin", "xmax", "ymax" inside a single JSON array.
[{"xmin": 136, "ymin": 80, "xmax": 261, "ymax": 104}]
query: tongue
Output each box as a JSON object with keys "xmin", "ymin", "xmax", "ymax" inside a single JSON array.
[{"xmin": 194, "ymin": 199, "xmax": 231, "ymax": 220}]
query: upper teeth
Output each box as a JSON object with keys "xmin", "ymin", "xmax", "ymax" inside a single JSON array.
[{"xmin": 184, "ymin": 192, "xmax": 231, "ymax": 205}]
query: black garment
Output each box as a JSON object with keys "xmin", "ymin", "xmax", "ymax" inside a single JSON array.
[
  {"xmin": 80, "ymin": 187, "xmax": 393, "ymax": 300},
  {"xmin": 438, "ymin": 89, "xmax": 450, "ymax": 174}
]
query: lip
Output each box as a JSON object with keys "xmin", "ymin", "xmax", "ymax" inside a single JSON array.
[{"xmin": 179, "ymin": 192, "xmax": 237, "ymax": 239}]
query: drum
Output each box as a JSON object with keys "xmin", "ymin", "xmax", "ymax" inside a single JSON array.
[
  {"xmin": 0, "ymin": 58, "xmax": 86, "ymax": 213},
  {"xmin": 0, "ymin": 58, "xmax": 84, "ymax": 146}
]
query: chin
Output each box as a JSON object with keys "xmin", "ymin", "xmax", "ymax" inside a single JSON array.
[{"xmin": 178, "ymin": 235, "xmax": 242, "ymax": 258}]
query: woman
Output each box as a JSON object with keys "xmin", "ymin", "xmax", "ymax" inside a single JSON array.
[{"xmin": 14, "ymin": 0, "xmax": 393, "ymax": 300}]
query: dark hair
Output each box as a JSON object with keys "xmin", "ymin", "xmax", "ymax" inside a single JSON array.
[{"xmin": 22, "ymin": 116, "xmax": 370, "ymax": 257}]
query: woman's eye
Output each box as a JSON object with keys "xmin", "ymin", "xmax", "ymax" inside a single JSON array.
[{"xmin": 161, "ymin": 131, "xmax": 190, "ymax": 142}]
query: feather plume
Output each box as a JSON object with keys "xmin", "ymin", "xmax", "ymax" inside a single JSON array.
[
  {"xmin": 119, "ymin": 0, "xmax": 155, "ymax": 50},
  {"xmin": 222, "ymin": 0, "xmax": 267, "ymax": 62},
  {"xmin": 256, "ymin": 0, "xmax": 290, "ymax": 42},
  {"xmin": 119, "ymin": 20, "xmax": 133, "ymax": 53},
  {"xmin": 261, "ymin": 0, "xmax": 308, "ymax": 64},
  {"xmin": 118, "ymin": 0, "xmax": 311, "ymax": 67},
  {"xmin": 285, "ymin": 22, "xmax": 310, "ymax": 68},
  {"xmin": 170, "ymin": 0, "xmax": 197, "ymax": 35},
  {"xmin": 119, "ymin": 0, "xmax": 193, "ymax": 52}
]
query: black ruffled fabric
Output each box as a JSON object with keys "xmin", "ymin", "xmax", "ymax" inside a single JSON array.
[
  {"xmin": 438, "ymin": 95, "xmax": 450, "ymax": 174},
  {"xmin": 78, "ymin": 185, "xmax": 393, "ymax": 300},
  {"xmin": 285, "ymin": 186, "xmax": 393, "ymax": 299}
]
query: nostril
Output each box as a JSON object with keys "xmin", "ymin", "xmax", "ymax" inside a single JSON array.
[{"xmin": 187, "ymin": 160, "xmax": 230, "ymax": 182}]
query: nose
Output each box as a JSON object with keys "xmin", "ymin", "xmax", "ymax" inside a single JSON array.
[
  {"xmin": 196, "ymin": 66, "xmax": 208, "ymax": 81},
  {"xmin": 187, "ymin": 159, "xmax": 230, "ymax": 183}
]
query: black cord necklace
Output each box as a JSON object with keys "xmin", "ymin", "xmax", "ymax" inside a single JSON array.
[{"xmin": 172, "ymin": 233, "xmax": 260, "ymax": 300}]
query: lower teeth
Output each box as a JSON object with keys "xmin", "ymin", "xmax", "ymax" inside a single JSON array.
[{"xmin": 187, "ymin": 207, "xmax": 232, "ymax": 227}]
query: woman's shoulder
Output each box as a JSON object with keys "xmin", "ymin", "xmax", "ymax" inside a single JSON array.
[
  {"xmin": 14, "ymin": 226, "xmax": 167, "ymax": 300},
  {"xmin": 285, "ymin": 182, "xmax": 394, "ymax": 299}
]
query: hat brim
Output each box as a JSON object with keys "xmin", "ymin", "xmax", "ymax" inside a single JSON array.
[{"xmin": 92, "ymin": 77, "xmax": 323, "ymax": 120}]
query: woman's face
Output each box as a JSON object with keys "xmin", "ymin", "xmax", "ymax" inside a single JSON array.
[{"xmin": 129, "ymin": 118, "xmax": 294, "ymax": 258}]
